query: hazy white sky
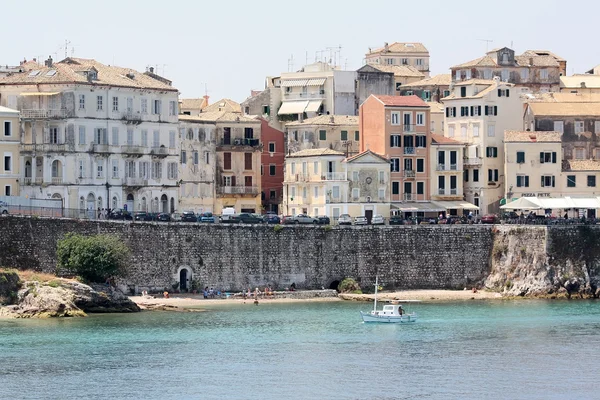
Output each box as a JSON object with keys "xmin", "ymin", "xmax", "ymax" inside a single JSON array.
[{"xmin": 1, "ymin": 0, "xmax": 597, "ymax": 103}]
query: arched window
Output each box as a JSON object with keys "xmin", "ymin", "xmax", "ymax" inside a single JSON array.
[
  {"xmin": 161, "ymin": 194, "xmax": 168, "ymax": 213},
  {"xmin": 51, "ymin": 160, "xmax": 62, "ymax": 178},
  {"xmin": 141, "ymin": 197, "xmax": 147, "ymax": 211},
  {"xmin": 97, "ymin": 197, "xmax": 103, "ymax": 209},
  {"xmin": 187, "ymin": 128, "xmax": 194, "ymax": 140},
  {"xmin": 112, "ymin": 196, "xmax": 118, "ymax": 210},
  {"xmin": 25, "ymin": 161, "xmax": 32, "ymax": 178},
  {"xmin": 79, "ymin": 196, "xmax": 85, "ymax": 211}
]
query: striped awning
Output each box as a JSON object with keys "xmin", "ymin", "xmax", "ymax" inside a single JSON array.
[
  {"xmin": 304, "ymin": 100, "xmax": 323, "ymax": 113},
  {"xmin": 432, "ymin": 200, "xmax": 479, "ymax": 210},
  {"xmin": 281, "ymin": 79, "xmax": 308, "ymax": 88},
  {"xmin": 306, "ymin": 78, "xmax": 326, "ymax": 86},
  {"xmin": 392, "ymin": 202, "xmax": 444, "ymax": 212},
  {"xmin": 277, "ymin": 101, "xmax": 309, "ymax": 115}
]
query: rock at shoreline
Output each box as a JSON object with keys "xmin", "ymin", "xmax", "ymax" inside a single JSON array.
[{"xmin": 0, "ymin": 279, "xmax": 140, "ymax": 318}]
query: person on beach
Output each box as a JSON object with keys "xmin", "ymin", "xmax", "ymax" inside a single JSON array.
[{"xmin": 163, "ymin": 291, "xmax": 169, "ymax": 299}]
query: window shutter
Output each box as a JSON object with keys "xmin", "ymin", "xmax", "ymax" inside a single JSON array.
[
  {"xmin": 525, "ymin": 176, "xmax": 529, "ymax": 187},
  {"xmin": 494, "ymin": 147, "xmax": 498, "ymax": 157},
  {"xmin": 390, "ymin": 135, "xmax": 394, "ymax": 147},
  {"xmin": 231, "ymin": 176, "xmax": 236, "ymax": 187},
  {"xmin": 494, "ymin": 170, "xmax": 499, "ymax": 181},
  {"xmin": 552, "ymin": 176, "xmax": 555, "ymax": 187},
  {"xmin": 478, "ymin": 106, "xmax": 482, "ymax": 115},
  {"xmin": 453, "ymin": 107, "xmax": 456, "ymax": 116},
  {"xmin": 540, "ymin": 152, "xmax": 544, "ymax": 163},
  {"xmin": 488, "ymin": 169, "xmax": 492, "ymax": 182},
  {"xmin": 460, "ymin": 107, "xmax": 464, "ymax": 117},
  {"xmin": 470, "ymin": 106, "xmax": 474, "ymax": 116},
  {"xmin": 498, "ymin": 89, "xmax": 502, "ymax": 97},
  {"xmin": 494, "ymin": 106, "xmax": 498, "ymax": 116},
  {"xmin": 506, "ymin": 89, "xmax": 510, "ymax": 97},
  {"xmin": 484, "ymin": 106, "xmax": 488, "ymax": 116},
  {"xmin": 552, "ymin": 152, "xmax": 557, "ymax": 163},
  {"xmin": 446, "ymin": 108, "xmax": 449, "ymax": 118},
  {"xmin": 541, "ymin": 176, "xmax": 544, "ymax": 187},
  {"xmin": 517, "ymin": 177, "xmax": 521, "ymax": 188}
]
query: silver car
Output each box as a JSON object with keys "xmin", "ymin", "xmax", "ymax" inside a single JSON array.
[
  {"xmin": 338, "ymin": 214, "xmax": 352, "ymax": 225},
  {"xmin": 0, "ymin": 201, "xmax": 8, "ymax": 215},
  {"xmin": 371, "ymin": 214, "xmax": 385, "ymax": 225},
  {"xmin": 288, "ymin": 214, "xmax": 318, "ymax": 224},
  {"xmin": 354, "ymin": 216, "xmax": 368, "ymax": 225}
]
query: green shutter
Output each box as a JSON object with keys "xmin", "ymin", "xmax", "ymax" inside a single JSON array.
[
  {"xmin": 319, "ymin": 130, "xmax": 326, "ymax": 141},
  {"xmin": 341, "ymin": 130, "xmax": 348, "ymax": 141},
  {"xmin": 355, "ymin": 131, "xmax": 359, "ymax": 141}
]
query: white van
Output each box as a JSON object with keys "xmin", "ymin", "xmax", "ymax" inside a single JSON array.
[{"xmin": 220, "ymin": 207, "xmax": 236, "ymax": 223}]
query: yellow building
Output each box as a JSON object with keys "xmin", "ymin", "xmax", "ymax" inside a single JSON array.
[
  {"xmin": 285, "ymin": 115, "xmax": 359, "ymax": 156},
  {"xmin": 0, "ymin": 106, "xmax": 20, "ymax": 196}
]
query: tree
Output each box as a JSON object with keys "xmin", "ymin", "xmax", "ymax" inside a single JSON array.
[{"xmin": 56, "ymin": 233, "xmax": 129, "ymax": 283}]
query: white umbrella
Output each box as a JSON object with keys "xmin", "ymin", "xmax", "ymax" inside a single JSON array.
[{"xmin": 500, "ymin": 197, "xmax": 541, "ymax": 210}]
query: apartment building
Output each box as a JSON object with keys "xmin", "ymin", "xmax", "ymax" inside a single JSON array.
[
  {"xmin": 285, "ymin": 115, "xmax": 359, "ymax": 156},
  {"xmin": 429, "ymin": 134, "xmax": 469, "ymax": 213},
  {"xmin": 260, "ymin": 118, "xmax": 284, "ymax": 213},
  {"xmin": 0, "ymin": 106, "xmax": 20, "ymax": 196},
  {"xmin": 365, "ymin": 42, "xmax": 430, "ymax": 77},
  {"xmin": 179, "ymin": 96, "xmax": 209, "ymax": 116},
  {"xmin": 398, "ymin": 74, "xmax": 451, "ymax": 102},
  {"xmin": 442, "ymin": 78, "xmax": 523, "ymax": 214},
  {"xmin": 0, "ymin": 57, "xmax": 179, "ymax": 213}
]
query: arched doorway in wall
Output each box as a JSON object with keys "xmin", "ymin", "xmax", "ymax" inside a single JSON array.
[
  {"xmin": 141, "ymin": 197, "xmax": 147, "ymax": 212},
  {"xmin": 170, "ymin": 197, "xmax": 175, "ymax": 213},
  {"xmin": 126, "ymin": 194, "xmax": 134, "ymax": 212},
  {"xmin": 161, "ymin": 194, "xmax": 168, "ymax": 213},
  {"xmin": 24, "ymin": 161, "xmax": 32, "ymax": 179},
  {"xmin": 51, "ymin": 160, "xmax": 63, "ymax": 183},
  {"xmin": 179, "ymin": 268, "xmax": 189, "ymax": 291},
  {"xmin": 86, "ymin": 193, "xmax": 96, "ymax": 219},
  {"xmin": 329, "ymin": 280, "xmax": 340, "ymax": 291},
  {"xmin": 473, "ymin": 193, "xmax": 480, "ymax": 215},
  {"xmin": 112, "ymin": 195, "xmax": 119, "ymax": 210}
]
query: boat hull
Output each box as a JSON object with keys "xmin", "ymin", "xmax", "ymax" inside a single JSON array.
[{"xmin": 360, "ymin": 311, "xmax": 418, "ymax": 323}]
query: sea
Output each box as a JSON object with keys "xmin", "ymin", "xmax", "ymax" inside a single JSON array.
[{"xmin": 1, "ymin": 299, "xmax": 599, "ymax": 400}]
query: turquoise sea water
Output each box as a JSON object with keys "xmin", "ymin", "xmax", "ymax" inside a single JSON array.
[{"xmin": 1, "ymin": 300, "xmax": 600, "ymax": 400}]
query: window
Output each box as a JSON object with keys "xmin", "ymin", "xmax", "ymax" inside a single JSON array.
[
  {"xmin": 313, "ymin": 161, "xmax": 319, "ymax": 174},
  {"xmin": 460, "ymin": 87, "xmax": 466, "ymax": 98},
  {"xmin": 96, "ymin": 160, "xmax": 104, "ymax": 178},
  {"xmin": 567, "ymin": 175, "xmax": 576, "ymax": 188},
  {"xmin": 78, "ymin": 126, "xmax": 86, "ymax": 144},
  {"xmin": 141, "ymin": 130, "xmax": 148, "ymax": 147},
  {"xmin": 539, "ymin": 151, "xmax": 557, "ymax": 164},
  {"xmin": 169, "ymin": 131, "xmax": 176, "ymax": 148},
  {"xmin": 588, "ymin": 175, "xmax": 596, "ymax": 187},
  {"xmin": 112, "ymin": 96, "xmax": 119, "ymax": 112},
  {"xmin": 332, "ymin": 186, "xmax": 340, "ymax": 199},
  {"xmin": 501, "ymin": 69, "xmax": 509, "ymax": 81},
  {"xmin": 488, "ymin": 169, "xmax": 499, "ymax": 182},
  {"xmin": 378, "ymin": 170, "xmax": 385, "ymax": 184},
  {"xmin": 540, "ymin": 69, "xmax": 549, "ymax": 80},
  {"xmin": 291, "ymin": 162, "xmax": 296, "ymax": 175},
  {"xmin": 355, "ymin": 131, "xmax": 359, "ymax": 141},
  {"xmin": 417, "ymin": 182, "xmax": 424, "ymax": 195},
  {"xmin": 498, "ymin": 89, "xmax": 510, "ymax": 97},
  {"xmin": 152, "ymin": 100, "xmax": 162, "ymax": 115},
  {"xmin": 455, "ymin": 70, "xmax": 460, "ymax": 81},
  {"xmin": 471, "ymin": 106, "xmax": 481, "ymax": 116},
  {"xmin": 390, "ymin": 135, "xmax": 401, "ymax": 147},
  {"xmin": 125, "ymin": 160, "xmax": 136, "ymax": 178},
  {"xmin": 341, "ymin": 130, "xmax": 348, "ymax": 141},
  {"xmin": 194, "ymin": 151, "xmax": 199, "ymax": 165},
  {"xmin": 77, "ymin": 159, "xmax": 86, "ymax": 178},
  {"xmin": 205, "ymin": 151, "xmax": 210, "ymax": 164},
  {"xmin": 79, "ymin": 94, "xmax": 85, "ymax": 110},
  {"xmin": 270, "ymin": 190, "xmax": 277, "ymax": 199},
  {"xmin": 416, "ymin": 113, "xmax": 425, "ymax": 126},
  {"xmin": 484, "ymin": 106, "xmax": 498, "ymax": 116},
  {"xmin": 112, "ymin": 127, "xmax": 118, "ymax": 145},
  {"xmin": 487, "ymin": 124, "xmax": 496, "ymax": 137},
  {"xmin": 516, "ymin": 151, "xmax": 525, "ymax": 163},
  {"xmin": 153, "ymin": 130, "xmax": 160, "ymax": 147},
  {"xmin": 443, "ymin": 90, "xmax": 450, "ymax": 97},
  {"xmin": 127, "ymin": 129, "xmax": 133, "ymax": 145},
  {"xmin": 521, "ymin": 68, "xmax": 529, "ymax": 81},
  {"xmin": 575, "ymin": 148, "xmax": 585, "ymax": 159},
  {"xmin": 169, "ymin": 101, "xmax": 177, "ymax": 116},
  {"xmin": 127, "ymin": 97, "xmax": 133, "ymax": 113},
  {"xmin": 416, "ymin": 135, "xmax": 426, "ymax": 148},
  {"xmin": 390, "ymin": 158, "xmax": 400, "ymax": 172},
  {"xmin": 94, "ymin": 128, "xmax": 107, "ymax": 145},
  {"xmin": 141, "ymin": 98, "xmax": 148, "ymax": 114},
  {"xmin": 416, "ymin": 158, "xmax": 424, "ymax": 173},
  {"xmin": 448, "ymin": 125, "xmax": 455, "ymax": 137},
  {"xmin": 392, "ymin": 182, "xmax": 400, "ymax": 195},
  {"xmin": 181, "ymin": 150, "xmax": 187, "ymax": 164},
  {"xmin": 352, "ymin": 171, "xmax": 359, "ymax": 182},
  {"xmin": 151, "ymin": 161, "xmax": 162, "ymax": 179},
  {"xmin": 422, "ymin": 90, "xmax": 431, "ymax": 101},
  {"xmin": 461, "ymin": 125, "xmax": 467, "ymax": 137},
  {"xmin": 486, "ymin": 147, "xmax": 498, "ymax": 158},
  {"xmin": 473, "ymin": 124, "xmax": 480, "ymax": 137},
  {"xmin": 167, "ymin": 162, "xmax": 178, "ymax": 180},
  {"xmin": 378, "ymin": 188, "xmax": 385, "ymax": 200},
  {"xmin": 4, "ymin": 155, "xmax": 11, "ymax": 172},
  {"xmin": 319, "ymin": 130, "xmax": 326, "ymax": 141},
  {"xmin": 112, "ymin": 160, "xmax": 119, "ymax": 178},
  {"xmin": 223, "ymin": 152, "xmax": 232, "ymax": 170},
  {"xmin": 575, "ymin": 121, "xmax": 585, "ymax": 134},
  {"xmin": 473, "ymin": 169, "xmax": 479, "ymax": 182},
  {"xmin": 516, "ymin": 175, "xmax": 529, "ymax": 187},
  {"xmin": 244, "ymin": 153, "xmax": 252, "ymax": 170},
  {"xmin": 269, "ymin": 164, "xmax": 276, "ymax": 176},
  {"xmin": 352, "ymin": 188, "xmax": 360, "ymax": 199},
  {"xmin": 97, "ymin": 95, "xmax": 103, "ymax": 111},
  {"xmin": 446, "ymin": 107, "xmax": 457, "ymax": 117},
  {"xmin": 554, "ymin": 121, "xmax": 564, "ymax": 133},
  {"xmin": 391, "ymin": 112, "xmax": 400, "ymax": 125},
  {"xmin": 464, "ymin": 170, "xmax": 469, "ymax": 182},
  {"xmin": 541, "ymin": 175, "xmax": 556, "ymax": 187}
]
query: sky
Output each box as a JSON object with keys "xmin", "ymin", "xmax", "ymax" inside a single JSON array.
[{"xmin": 1, "ymin": 0, "xmax": 598, "ymax": 103}]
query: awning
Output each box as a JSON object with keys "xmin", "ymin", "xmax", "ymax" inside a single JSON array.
[
  {"xmin": 432, "ymin": 200, "xmax": 479, "ymax": 210},
  {"xmin": 20, "ymin": 92, "xmax": 60, "ymax": 96},
  {"xmin": 306, "ymin": 78, "xmax": 326, "ymax": 86},
  {"xmin": 500, "ymin": 197, "xmax": 542, "ymax": 210},
  {"xmin": 392, "ymin": 202, "xmax": 444, "ymax": 212},
  {"xmin": 277, "ymin": 101, "xmax": 309, "ymax": 115},
  {"xmin": 281, "ymin": 79, "xmax": 309, "ymax": 88},
  {"xmin": 305, "ymin": 100, "xmax": 323, "ymax": 113},
  {"xmin": 501, "ymin": 196, "xmax": 600, "ymax": 210}
]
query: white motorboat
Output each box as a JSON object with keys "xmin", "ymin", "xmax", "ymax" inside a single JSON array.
[{"xmin": 360, "ymin": 276, "xmax": 419, "ymax": 323}]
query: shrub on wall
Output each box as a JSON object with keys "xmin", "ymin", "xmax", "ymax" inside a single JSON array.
[
  {"xmin": 56, "ymin": 233, "xmax": 129, "ymax": 283},
  {"xmin": 338, "ymin": 277, "xmax": 362, "ymax": 294}
]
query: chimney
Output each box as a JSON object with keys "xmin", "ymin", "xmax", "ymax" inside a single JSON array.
[
  {"xmin": 330, "ymin": 115, "xmax": 335, "ymax": 123},
  {"xmin": 45, "ymin": 56, "xmax": 53, "ymax": 68},
  {"xmin": 529, "ymin": 57, "xmax": 534, "ymax": 67},
  {"xmin": 203, "ymin": 94, "xmax": 210, "ymax": 106},
  {"xmin": 384, "ymin": 42, "xmax": 389, "ymax": 52},
  {"xmin": 149, "ymin": 66, "xmax": 154, "ymax": 73}
]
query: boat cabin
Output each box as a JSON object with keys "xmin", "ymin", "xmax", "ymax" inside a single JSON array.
[{"xmin": 375, "ymin": 303, "xmax": 405, "ymax": 316}]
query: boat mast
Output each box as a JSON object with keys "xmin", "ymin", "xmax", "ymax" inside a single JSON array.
[{"xmin": 373, "ymin": 276, "xmax": 378, "ymax": 312}]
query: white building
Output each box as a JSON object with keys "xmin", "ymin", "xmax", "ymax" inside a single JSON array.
[
  {"xmin": 442, "ymin": 77, "xmax": 523, "ymax": 214},
  {"xmin": 0, "ymin": 57, "xmax": 180, "ymax": 213}
]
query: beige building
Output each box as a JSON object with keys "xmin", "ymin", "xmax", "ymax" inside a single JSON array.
[
  {"xmin": 180, "ymin": 96, "xmax": 209, "ymax": 116},
  {"xmin": 442, "ymin": 78, "xmax": 523, "ymax": 214},
  {"xmin": 0, "ymin": 106, "xmax": 20, "ymax": 196},
  {"xmin": 285, "ymin": 115, "xmax": 359, "ymax": 156},
  {"xmin": 365, "ymin": 42, "xmax": 430, "ymax": 77},
  {"xmin": 399, "ymin": 74, "xmax": 452, "ymax": 102},
  {"xmin": 202, "ymin": 98, "xmax": 242, "ymax": 113},
  {"xmin": 365, "ymin": 64, "xmax": 425, "ymax": 92},
  {"xmin": 430, "ymin": 134, "xmax": 470, "ymax": 214},
  {"xmin": 282, "ymin": 148, "xmax": 390, "ymax": 221},
  {"xmin": 429, "ymin": 102, "xmax": 445, "ymax": 135}
]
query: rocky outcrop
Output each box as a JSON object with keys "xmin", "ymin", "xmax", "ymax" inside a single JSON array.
[
  {"xmin": 0, "ymin": 279, "xmax": 140, "ymax": 318},
  {"xmin": 0, "ymin": 271, "xmax": 21, "ymax": 305}
]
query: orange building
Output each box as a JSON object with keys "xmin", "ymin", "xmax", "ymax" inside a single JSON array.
[{"xmin": 360, "ymin": 95, "xmax": 435, "ymax": 215}]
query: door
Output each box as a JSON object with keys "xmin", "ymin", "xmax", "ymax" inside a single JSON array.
[
  {"xmin": 223, "ymin": 128, "xmax": 231, "ymax": 145},
  {"xmin": 365, "ymin": 209, "xmax": 373, "ymax": 224},
  {"xmin": 404, "ymin": 182, "xmax": 412, "ymax": 201},
  {"xmin": 179, "ymin": 269, "xmax": 188, "ymax": 291},
  {"xmin": 126, "ymin": 193, "xmax": 134, "ymax": 212}
]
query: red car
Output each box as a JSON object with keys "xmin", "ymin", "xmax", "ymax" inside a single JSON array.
[{"xmin": 480, "ymin": 214, "xmax": 498, "ymax": 224}]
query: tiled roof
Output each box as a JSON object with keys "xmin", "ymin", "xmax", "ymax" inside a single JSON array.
[
  {"xmin": 0, "ymin": 57, "xmax": 176, "ymax": 91},
  {"xmin": 370, "ymin": 42, "xmax": 429, "ymax": 54},
  {"xmin": 345, "ymin": 149, "xmax": 388, "ymax": 163},
  {"xmin": 401, "ymin": 74, "xmax": 451, "ymax": 88},
  {"xmin": 528, "ymin": 102, "xmax": 600, "ymax": 117},
  {"xmin": 372, "ymin": 94, "xmax": 429, "ymax": 107},
  {"xmin": 285, "ymin": 115, "xmax": 358, "ymax": 127},
  {"xmin": 452, "ymin": 55, "xmax": 498, "ymax": 69},
  {"xmin": 180, "ymin": 98, "xmax": 209, "ymax": 110},
  {"xmin": 202, "ymin": 98, "xmax": 242, "ymax": 113},
  {"xmin": 179, "ymin": 111, "xmax": 259, "ymax": 123},
  {"xmin": 369, "ymin": 64, "xmax": 424, "ymax": 78},
  {"xmin": 431, "ymin": 133, "xmax": 463, "ymax": 145},
  {"xmin": 560, "ymin": 75, "xmax": 600, "ymax": 89},
  {"xmin": 515, "ymin": 55, "xmax": 559, "ymax": 67},
  {"xmin": 429, "ymin": 102, "xmax": 445, "ymax": 114},
  {"xmin": 522, "ymin": 50, "xmax": 565, "ymax": 62},
  {"xmin": 563, "ymin": 160, "xmax": 600, "ymax": 171},
  {"xmin": 287, "ymin": 148, "xmax": 345, "ymax": 158},
  {"xmin": 452, "ymin": 50, "xmax": 561, "ymax": 69},
  {"xmin": 504, "ymin": 130, "xmax": 562, "ymax": 142}
]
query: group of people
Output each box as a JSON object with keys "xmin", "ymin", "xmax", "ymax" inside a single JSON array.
[
  {"xmin": 95, "ymin": 207, "xmax": 112, "ymax": 219},
  {"xmin": 202, "ymin": 287, "xmax": 222, "ymax": 299}
]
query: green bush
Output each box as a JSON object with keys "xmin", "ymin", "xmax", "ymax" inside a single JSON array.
[
  {"xmin": 338, "ymin": 277, "xmax": 361, "ymax": 293},
  {"xmin": 273, "ymin": 224, "xmax": 284, "ymax": 233},
  {"xmin": 56, "ymin": 233, "xmax": 129, "ymax": 283}
]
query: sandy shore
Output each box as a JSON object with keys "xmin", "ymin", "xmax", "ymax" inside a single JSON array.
[{"xmin": 130, "ymin": 289, "xmax": 501, "ymax": 309}]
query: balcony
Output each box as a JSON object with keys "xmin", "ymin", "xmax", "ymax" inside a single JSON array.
[
  {"xmin": 23, "ymin": 178, "xmax": 32, "ymax": 185},
  {"xmin": 403, "ymin": 193, "xmax": 414, "ymax": 201},
  {"xmin": 217, "ymin": 186, "xmax": 259, "ymax": 195},
  {"xmin": 121, "ymin": 145, "xmax": 145, "ymax": 155},
  {"xmin": 404, "ymin": 147, "xmax": 415, "ymax": 155},
  {"xmin": 151, "ymin": 146, "xmax": 174, "ymax": 157},
  {"xmin": 121, "ymin": 111, "xmax": 142, "ymax": 125},
  {"xmin": 293, "ymin": 173, "xmax": 310, "ymax": 182},
  {"xmin": 218, "ymin": 138, "xmax": 261, "ymax": 149},
  {"xmin": 322, "ymin": 172, "xmax": 346, "ymax": 181},
  {"xmin": 283, "ymin": 92, "xmax": 325, "ymax": 100},
  {"xmin": 21, "ymin": 143, "xmax": 70, "ymax": 153},
  {"xmin": 463, "ymin": 157, "xmax": 482, "ymax": 166},
  {"xmin": 21, "ymin": 109, "xmax": 67, "ymax": 119},
  {"xmin": 92, "ymin": 144, "xmax": 110, "ymax": 153},
  {"xmin": 437, "ymin": 188, "xmax": 458, "ymax": 196},
  {"xmin": 404, "ymin": 170, "xmax": 416, "ymax": 179},
  {"xmin": 437, "ymin": 164, "xmax": 459, "ymax": 172},
  {"xmin": 403, "ymin": 124, "xmax": 416, "ymax": 133},
  {"xmin": 51, "ymin": 177, "xmax": 63, "ymax": 185},
  {"xmin": 124, "ymin": 178, "xmax": 148, "ymax": 187}
]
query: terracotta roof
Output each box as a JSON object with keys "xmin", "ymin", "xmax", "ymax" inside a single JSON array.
[
  {"xmin": 372, "ymin": 94, "xmax": 429, "ymax": 107},
  {"xmin": 401, "ymin": 74, "xmax": 451, "ymax": 88},
  {"xmin": 429, "ymin": 102, "xmax": 444, "ymax": 114},
  {"xmin": 528, "ymin": 102, "xmax": 600, "ymax": 117},
  {"xmin": 0, "ymin": 57, "xmax": 176, "ymax": 91},
  {"xmin": 180, "ymin": 98, "xmax": 209, "ymax": 110},
  {"xmin": 522, "ymin": 50, "xmax": 565, "ymax": 62},
  {"xmin": 452, "ymin": 50, "xmax": 561, "ymax": 69},
  {"xmin": 287, "ymin": 148, "xmax": 345, "ymax": 158},
  {"xmin": 515, "ymin": 54, "xmax": 559, "ymax": 67},
  {"xmin": 560, "ymin": 75, "xmax": 600, "ymax": 89},
  {"xmin": 431, "ymin": 133, "xmax": 463, "ymax": 145},
  {"xmin": 452, "ymin": 55, "xmax": 498, "ymax": 69},
  {"xmin": 345, "ymin": 149, "xmax": 388, "ymax": 163},
  {"xmin": 202, "ymin": 98, "xmax": 241, "ymax": 113},
  {"xmin": 179, "ymin": 111, "xmax": 259, "ymax": 123},
  {"xmin": 563, "ymin": 160, "xmax": 600, "ymax": 171},
  {"xmin": 370, "ymin": 42, "xmax": 429, "ymax": 54},
  {"xmin": 368, "ymin": 64, "xmax": 424, "ymax": 78},
  {"xmin": 504, "ymin": 130, "xmax": 562, "ymax": 142},
  {"xmin": 285, "ymin": 115, "xmax": 358, "ymax": 127}
]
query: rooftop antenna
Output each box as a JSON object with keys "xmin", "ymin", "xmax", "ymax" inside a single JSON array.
[
  {"xmin": 327, "ymin": 45, "xmax": 342, "ymax": 67},
  {"xmin": 477, "ymin": 39, "xmax": 493, "ymax": 52},
  {"xmin": 62, "ymin": 39, "xmax": 72, "ymax": 59},
  {"xmin": 287, "ymin": 54, "xmax": 294, "ymax": 72}
]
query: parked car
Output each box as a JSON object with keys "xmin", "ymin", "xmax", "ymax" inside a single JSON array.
[
  {"xmin": 108, "ymin": 209, "xmax": 132, "ymax": 220},
  {"xmin": 220, "ymin": 207, "xmax": 237, "ymax": 223},
  {"xmin": 354, "ymin": 216, "xmax": 368, "ymax": 225},
  {"xmin": 199, "ymin": 212, "xmax": 215, "ymax": 223},
  {"xmin": 389, "ymin": 215, "xmax": 404, "ymax": 225},
  {"xmin": 371, "ymin": 214, "xmax": 385, "ymax": 225},
  {"xmin": 316, "ymin": 215, "xmax": 330, "ymax": 225},
  {"xmin": 281, "ymin": 215, "xmax": 295, "ymax": 224},
  {"xmin": 181, "ymin": 211, "xmax": 197, "ymax": 222},
  {"xmin": 263, "ymin": 214, "xmax": 281, "ymax": 224},
  {"xmin": 0, "ymin": 201, "xmax": 8, "ymax": 215},
  {"xmin": 238, "ymin": 213, "xmax": 262, "ymax": 224},
  {"xmin": 480, "ymin": 214, "xmax": 498, "ymax": 224},
  {"xmin": 171, "ymin": 213, "xmax": 182, "ymax": 222},
  {"xmin": 287, "ymin": 214, "xmax": 319, "ymax": 224},
  {"xmin": 338, "ymin": 214, "xmax": 352, "ymax": 225},
  {"xmin": 134, "ymin": 212, "xmax": 148, "ymax": 221},
  {"xmin": 157, "ymin": 213, "xmax": 171, "ymax": 222}
]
